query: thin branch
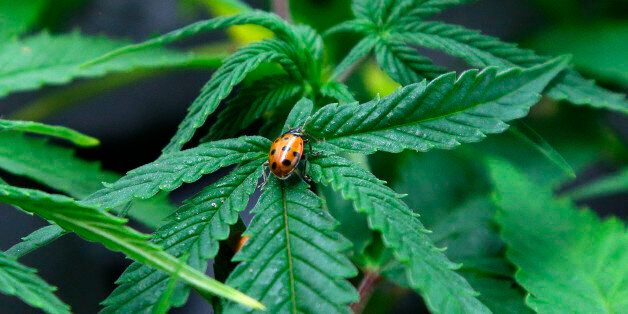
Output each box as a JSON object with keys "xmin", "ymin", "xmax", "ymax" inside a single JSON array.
[
  {"xmin": 350, "ymin": 271, "xmax": 382, "ymax": 314},
  {"xmin": 272, "ymin": 0, "xmax": 292, "ymax": 23},
  {"xmin": 336, "ymin": 55, "xmax": 369, "ymax": 83}
]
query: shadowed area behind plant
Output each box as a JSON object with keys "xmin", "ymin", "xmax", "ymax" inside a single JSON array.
[{"xmin": 0, "ymin": 0, "xmax": 626, "ymax": 313}]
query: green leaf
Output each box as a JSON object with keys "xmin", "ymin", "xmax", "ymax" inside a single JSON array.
[
  {"xmin": 7, "ymin": 205, "xmax": 173, "ymax": 274},
  {"xmin": 489, "ymin": 159, "xmax": 628, "ymax": 313},
  {"xmin": 463, "ymin": 274, "xmax": 532, "ymax": 314},
  {"xmin": 292, "ymin": 24, "xmax": 325, "ymax": 68},
  {"xmin": 124, "ymin": 193, "xmax": 178, "ymax": 228},
  {"xmin": 384, "ymin": 256, "xmax": 527, "ymax": 313},
  {"xmin": 374, "ymin": 38, "xmax": 446, "ymax": 84},
  {"xmin": 385, "ymin": 0, "xmax": 472, "ymax": 26},
  {"xmin": 394, "ymin": 21, "xmax": 541, "ymax": 67},
  {"xmin": 0, "ymin": 132, "xmax": 118, "ymax": 199},
  {"xmin": 319, "ymin": 184, "xmax": 372, "ymax": 259},
  {"xmin": 0, "ymin": 119, "xmax": 99, "ymax": 147},
  {"xmin": 0, "ymin": 132, "xmax": 175, "ymax": 225},
  {"xmin": 324, "ymin": 19, "xmax": 375, "ymax": 37},
  {"xmin": 0, "ymin": 251, "xmax": 70, "ymax": 314},
  {"xmin": 548, "ymin": 71, "xmax": 628, "ymax": 113},
  {"xmin": 102, "ymin": 161, "xmax": 262, "ymax": 313},
  {"xmin": 350, "ymin": 0, "xmax": 465, "ymax": 27},
  {"xmin": 432, "ymin": 199, "xmax": 531, "ymax": 314},
  {"xmin": 319, "ymin": 81, "xmax": 355, "ymax": 103},
  {"xmin": 0, "ymin": 0, "xmax": 47, "ymax": 38},
  {"xmin": 378, "ymin": 151, "xmax": 529, "ymax": 313},
  {"xmin": 161, "ymin": 40, "xmax": 299, "ymax": 153},
  {"xmin": 381, "ymin": 153, "xmax": 496, "ymax": 265},
  {"xmin": 282, "ymin": 97, "xmax": 313, "ymax": 132},
  {"xmin": 0, "ymin": 131, "xmax": 176, "ymax": 258},
  {"xmin": 223, "ymin": 178, "xmax": 358, "ymax": 313},
  {"xmin": 309, "ymin": 154, "xmax": 490, "ymax": 313},
  {"xmin": 508, "ymin": 121, "xmax": 575, "ymax": 178},
  {"xmin": 351, "ymin": 0, "xmax": 386, "ymax": 23},
  {"xmin": 306, "ymin": 57, "xmax": 567, "ymax": 154},
  {"xmin": 382, "ymin": 151, "xmax": 487, "ymax": 227},
  {"xmin": 83, "ymin": 136, "xmax": 269, "ymax": 210},
  {"xmin": 0, "ymin": 184, "xmax": 264, "ymax": 310},
  {"xmin": 564, "ymin": 167, "xmax": 628, "ymax": 200},
  {"xmin": 0, "ymin": 32, "xmax": 221, "ymax": 98},
  {"xmin": 5, "ymin": 225, "xmax": 64, "ymax": 259},
  {"xmin": 331, "ymin": 35, "xmax": 377, "ymax": 81},
  {"xmin": 464, "ymin": 108, "xmax": 610, "ymax": 189},
  {"xmin": 326, "ymin": 154, "xmax": 376, "ymax": 261},
  {"xmin": 82, "ymin": 11, "xmax": 295, "ymax": 66},
  {"xmin": 397, "ymin": 21, "xmax": 628, "ymax": 113},
  {"xmin": 205, "ymin": 76, "xmax": 303, "ymax": 140},
  {"xmin": 526, "ymin": 22, "xmax": 628, "ymax": 86},
  {"xmin": 429, "ymin": 197, "xmax": 502, "ymax": 266}
]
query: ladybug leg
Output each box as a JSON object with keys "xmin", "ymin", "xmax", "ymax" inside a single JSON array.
[
  {"xmin": 258, "ymin": 161, "xmax": 270, "ymax": 189},
  {"xmin": 295, "ymin": 167, "xmax": 313, "ymax": 184},
  {"xmin": 305, "ymin": 140, "xmax": 322, "ymax": 158},
  {"xmin": 296, "ymin": 156, "xmax": 313, "ymax": 184}
]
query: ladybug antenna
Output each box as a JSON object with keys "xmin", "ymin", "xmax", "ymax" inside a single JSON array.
[{"xmin": 287, "ymin": 126, "xmax": 304, "ymax": 135}]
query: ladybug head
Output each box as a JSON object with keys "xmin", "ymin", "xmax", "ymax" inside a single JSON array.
[{"xmin": 286, "ymin": 127, "xmax": 304, "ymax": 137}]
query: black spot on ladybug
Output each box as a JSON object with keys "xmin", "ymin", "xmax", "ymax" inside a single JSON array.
[
  {"xmin": 271, "ymin": 162, "xmax": 277, "ymax": 169},
  {"xmin": 270, "ymin": 149, "xmax": 275, "ymax": 155},
  {"xmin": 293, "ymin": 151, "xmax": 300, "ymax": 157},
  {"xmin": 282, "ymin": 146, "xmax": 289, "ymax": 151},
  {"xmin": 282, "ymin": 159, "xmax": 292, "ymax": 166},
  {"xmin": 284, "ymin": 137, "xmax": 290, "ymax": 140},
  {"xmin": 274, "ymin": 139, "xmax": 279, "ymax": 143}
]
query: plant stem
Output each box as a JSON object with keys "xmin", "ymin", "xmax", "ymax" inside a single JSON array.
[
  {"xmin": 350, "ymin": 270, "xmax": 382, "ymax": 314},
  {"xmin": 272, "ymin": 0, "xmax": 292, "ymax": 23},
  {"xmin": 337, "ymin": 55, "xmax": 368, "ymax": 83}
]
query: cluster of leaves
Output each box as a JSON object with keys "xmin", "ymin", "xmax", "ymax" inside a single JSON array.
[{"xmin": 0, "ymin": 0, "xmax": 626, "ymax": 313}]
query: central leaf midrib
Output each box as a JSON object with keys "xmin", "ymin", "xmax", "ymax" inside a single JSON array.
[
  {"xmin": 281, "ymin": 183, "xmax": 298, "ymax": 314},
  {"xmin": 319, "ymin": 76, "xmax": 531, "ymax": 144}
]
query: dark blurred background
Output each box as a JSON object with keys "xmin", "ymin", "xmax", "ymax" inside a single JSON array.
[{"xmin": 0, "ymin": 0, "xmax": 626, "ymax": 313}]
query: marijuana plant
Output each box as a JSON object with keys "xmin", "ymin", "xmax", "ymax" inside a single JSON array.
[{"xmin": 1, "ymin": 0, "xmax": 626, "ymax": 313}]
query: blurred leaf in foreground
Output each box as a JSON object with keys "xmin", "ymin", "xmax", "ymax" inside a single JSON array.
[
  {"xmin": 0, "ymin": 251, "xmax": 70, "ymax": 314},
  {"xmin": 0, "ymin": 119, "xmax": 99, "ymax": 147},
  {"xmin": 0, "ymin": 184, "xmax": 264, "ymax": 310},
  {"xmin": 490, "ymin": 159, "xmax": 628, "ymax": 313},
  {"xmin": 0, "ymin": 32, "xmax": 222, "ymax": 98}
]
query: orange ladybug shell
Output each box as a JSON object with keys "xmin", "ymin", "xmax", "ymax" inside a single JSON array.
[{"xmin": 268, "ymin": 131, "xmax": 304, "ymax": 179}]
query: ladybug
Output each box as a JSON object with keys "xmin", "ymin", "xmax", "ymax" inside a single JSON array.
[{"xmin": 267, "ymin": 127, "xmax": 307, "ymax": 179}]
